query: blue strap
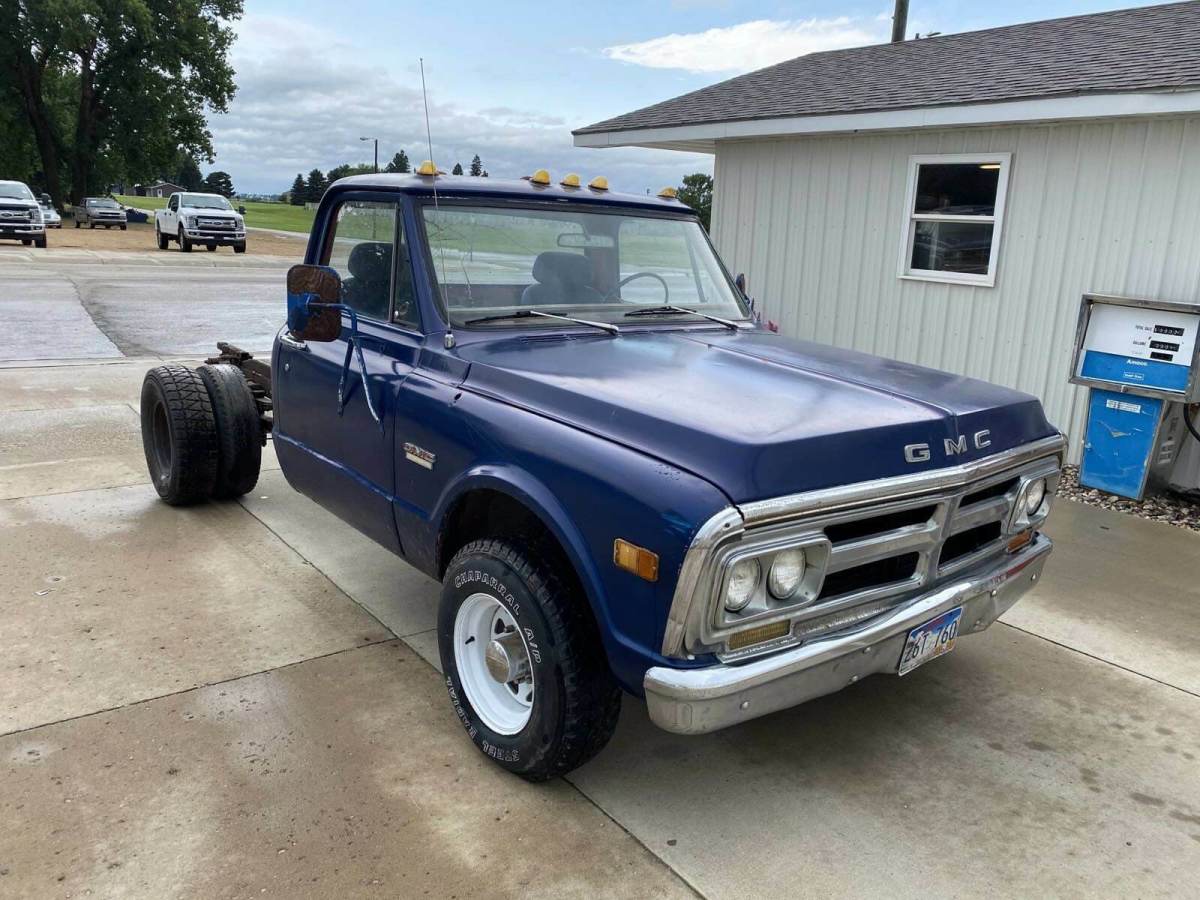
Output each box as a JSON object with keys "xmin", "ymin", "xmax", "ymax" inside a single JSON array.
[{"xmin": 310, "ymin": 301, "xmax": 384, "ymax": 432}]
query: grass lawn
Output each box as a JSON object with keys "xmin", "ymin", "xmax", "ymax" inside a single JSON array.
[{"xmin": 115, "ymin": 195, "xmax": 315, "ymax": 235}]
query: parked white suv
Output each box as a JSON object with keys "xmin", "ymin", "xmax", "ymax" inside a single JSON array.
[
  {"xmin": 155, "ymin": 192, "xmax": 246, "ymax": 253},
  {"xmin": 0, "ymin": 180, "xmax": 47, "ymax": 248}
]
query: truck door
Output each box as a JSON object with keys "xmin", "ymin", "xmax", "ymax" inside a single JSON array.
[
  {"xmin": 273, "ymin": 195, "xmax": 418, "ymax": 553},
  {"xmin": 164, "ymin": 194, "xmax": 178, "ymax": 230}
]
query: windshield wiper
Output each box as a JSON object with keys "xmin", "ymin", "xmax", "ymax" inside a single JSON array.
[
  {"xmin": 463, "ymin": 309, "xmax": 620, "ymax": 335},
  {"xmin": 623, "ymin": 305, "xmax": 740, "ymax": 331}
]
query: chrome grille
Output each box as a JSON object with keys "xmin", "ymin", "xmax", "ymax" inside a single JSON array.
[
  {"xmin": 663, "ymin": 437, "xmax": 1066, "ymax": 661},
  {"xmin": 197, "ymin": 216, "xmax": 233, "ymax": 229},
  {"xmin": 778, "ymin": 463, "xmax": 1050, "ymax": 633}
]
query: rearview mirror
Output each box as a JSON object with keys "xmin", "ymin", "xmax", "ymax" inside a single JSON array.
[
  {"xmin": 286, "ymin": 264, "xmax": 342, "ymax": 342},
  {"xmin": 557, "ymin": 232, "xmax": 614, "ymax": 249}
]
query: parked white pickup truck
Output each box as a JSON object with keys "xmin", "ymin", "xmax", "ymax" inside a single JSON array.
[{"xmin": 155, "ymin": 191, "xmax": 246, "ymax": 253}]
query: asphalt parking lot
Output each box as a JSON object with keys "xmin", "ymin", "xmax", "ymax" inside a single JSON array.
[{"xmin": 2, "ymin": 249, "xmax": 1199, "ymax": 898}]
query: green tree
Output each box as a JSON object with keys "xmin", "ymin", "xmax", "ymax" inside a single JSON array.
[
  {"xmin": 288, "ymin": 173, "xmax": 306, "ymax": 206},
  {"xmin": 202, "ymin": 170, "xmax": 234, "ymax": 197},
  {"xmin": 451, "ymin": 162, "xmax": 463, "ymax": 175},
  {"xmin": 0, "ymin": 0, "xmax": 243, "ymax": 208},
  {"xmin": 384, "ymin": 150, "xmax": 410, "ymax": 173},
  {"xmin": 304, "ymin": 168, "xmax": 327, "ymax": 203},
  {"xmin": 469, "ymin": 154, "xmax": 482, "ymax": 177},
  {"xmin": 676, "ymin": 173, "xmax": 713, "ymax": 231},
  {"xmin": 176, "ymin": 154, "xmax": 203, "ymax": 191}
]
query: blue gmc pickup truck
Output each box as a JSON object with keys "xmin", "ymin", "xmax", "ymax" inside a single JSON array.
[{"xmin": 140, "ymin": 167, "xmax": 1063, "ymax": 780}]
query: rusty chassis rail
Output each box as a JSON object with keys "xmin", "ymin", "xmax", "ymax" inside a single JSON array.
[{"xmin": 205, "ymin": 342, "xmax": 273, "ymax": 440}]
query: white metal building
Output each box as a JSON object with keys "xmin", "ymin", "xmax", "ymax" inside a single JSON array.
[{"xmin": 575, "ymin": 3, "xmax": 1200, "ymax": 460}]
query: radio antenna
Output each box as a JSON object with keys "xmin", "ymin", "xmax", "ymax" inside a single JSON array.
[
  {"xmin": 419, "ymin": 58, "xmax": 439, "ymax": 211},
  {"xmin": 419, "ymin": 57, "xmax": 454, "ymax": 348}
]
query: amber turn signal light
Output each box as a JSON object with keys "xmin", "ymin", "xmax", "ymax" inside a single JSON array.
[
  {"xmin": 1006, "ymin": 529, "xmax": 1033, "ymax": 553},
  {"xmin": 613, "ymin": 539, "xmax": 659, "ymax": 582},
  {"xmin": 727, "ymin": 620, "xmax": 790, "ymax": 651}
]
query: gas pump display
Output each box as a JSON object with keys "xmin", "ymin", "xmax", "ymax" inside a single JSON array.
[{"xmin": 1070, "ymin": 294, "xmax": 1200, "ymax": 499}]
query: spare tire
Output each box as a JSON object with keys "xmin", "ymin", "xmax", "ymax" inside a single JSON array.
[
  {"xmin": 140, "ymin": 365, "xmax": 218, "ymax": 505},
  {"xmin": 196, "ymin": 363, "xmax": 262, "ymax": 499}
]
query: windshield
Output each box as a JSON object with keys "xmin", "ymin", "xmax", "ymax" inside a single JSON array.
[
  {"xmin": 421, "ymin": 203, "xmax": 747, "ymax": 327},
  {"xmin": 182, "ymin": 193, "xmax": 232, "ymax": 210},
  {"xmin": 87, "ymin": 198, "xmax": 119, "ymax": 208},
  {"xmin": 0, "ymin": 183, "xmax": 34, "ymax": 201}
]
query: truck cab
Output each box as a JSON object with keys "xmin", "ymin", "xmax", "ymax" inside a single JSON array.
[
  {"xmin": 154, "ymin": 192, "xmax": 246, "ymax": 253},
  {"xmin": 139, "ymin": 168, "xmax": 1063, "ymax": 780}
]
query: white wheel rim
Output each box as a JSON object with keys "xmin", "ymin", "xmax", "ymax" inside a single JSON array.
[{"xmin": 453, "ymin": 592, "xmax": 535, "ymax": 735}]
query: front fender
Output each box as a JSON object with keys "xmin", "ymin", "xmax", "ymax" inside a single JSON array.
[{"xmin": 419, "ymin": 393, "xmax": 732, "ymax": 694}]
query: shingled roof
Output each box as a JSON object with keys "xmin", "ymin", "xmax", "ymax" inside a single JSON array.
[{"xmin": 575, "ymin": 2, "xmax": 1200, "ymax": 137}]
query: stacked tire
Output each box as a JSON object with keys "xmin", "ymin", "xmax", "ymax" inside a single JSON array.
[{"xmin": 140, "ymin": 363, "xmax": 262, "ymax": 505}]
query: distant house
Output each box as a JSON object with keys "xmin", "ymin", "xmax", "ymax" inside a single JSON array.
[
  {"xmin": 575, "ymin": 2, "xmax": 1200, "ymax": 460},
  {"xmin": 136, "ymin": 181, "xmax": 185, "ymax": 198}
]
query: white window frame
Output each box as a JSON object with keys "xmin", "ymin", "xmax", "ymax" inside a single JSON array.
[{"xmin": 897, "ymin": 152, "xmax": 1011, "ymax": 288}]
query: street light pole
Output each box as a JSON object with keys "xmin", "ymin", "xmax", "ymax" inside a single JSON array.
[{"xmin": 360, "ymin": 136, "xmax": 378, "ymax": 173}]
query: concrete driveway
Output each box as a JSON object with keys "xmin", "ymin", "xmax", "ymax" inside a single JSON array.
[{"xmin": 2, "ymin": 251, "xmax": 1199, "ymax": 898}]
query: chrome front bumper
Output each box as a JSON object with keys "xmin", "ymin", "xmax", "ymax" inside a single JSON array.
[{"xmin": 643, "ymin": 534, "xmax": 1051, "ymax": 734}]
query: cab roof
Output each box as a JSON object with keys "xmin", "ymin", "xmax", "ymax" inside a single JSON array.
[{"xmin": 331, "ymin": 173, "xmax": 695, "ymax": 214}]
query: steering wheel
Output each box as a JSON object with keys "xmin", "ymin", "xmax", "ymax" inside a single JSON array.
[{"xmin": 608, "ymin": 271, "xmax": 669, "ymax": 303}]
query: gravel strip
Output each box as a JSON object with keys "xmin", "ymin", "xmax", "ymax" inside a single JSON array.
[{"xmin": 1056, "ymin": 464, "xmax": 1200, "ymax": 533}]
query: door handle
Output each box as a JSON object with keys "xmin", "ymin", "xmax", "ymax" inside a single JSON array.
[{"xmin": 279, "ymin": 332, "xmax": 308, "ymax": 352}]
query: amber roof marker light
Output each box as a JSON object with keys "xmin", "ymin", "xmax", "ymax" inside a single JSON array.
[{"xmin": 588, "ymin": 176, "xmax": 609, "ymax": 191}]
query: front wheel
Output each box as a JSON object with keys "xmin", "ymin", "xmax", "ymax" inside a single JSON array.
[
  {"xmin": 178, "ymin": 227, "xmax": 191, "ymax": 252},
  {"xmin": 74, "ymin": 219, "xmax": 80, "ymax": 228},
  {"xmin": 119, "ymin": 224, "xmax": 126, "ymax": 231},
  {"xmin": 233, "ymin": 242, "xmax": 246, "ymax": 254},
  {"xmin": 439, "ymin": 539, "xmax": 620, "ymax": 781},
  {"xmin": 34, "ymin": 235, "xmax": 46, "ymax": 249}
]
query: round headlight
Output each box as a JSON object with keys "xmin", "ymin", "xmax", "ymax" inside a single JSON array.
[
  {"xmin": 724, "ymin": 557, "xmax": 761, "ymax": 612},
  {"xmin": 1024, "ymin": 478, "xmax": 1046, "ymax": 515},
  {"xmin": 768, "ymin": 548, "xmax": 806, "ymax": 599}
]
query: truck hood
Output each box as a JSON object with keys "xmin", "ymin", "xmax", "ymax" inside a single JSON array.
[
  {"xmin": 458, "ymin": 328, "xmax": 1056, "ymax": 504},
  {"xmin": 180, "ymin": 208, "xmax": 237, "ymax": 217}
]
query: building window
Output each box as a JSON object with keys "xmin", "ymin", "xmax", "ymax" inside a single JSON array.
[{"xmin": 898, "ymin": 153, "xmax": 1011, "ymax": 287}]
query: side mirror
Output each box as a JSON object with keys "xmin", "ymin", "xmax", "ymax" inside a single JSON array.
[
  {"xmin": 286, "ymin": 264, "xmax": 343, "ymax": 342},
  {"xmin": 734, "ymin": 272, "xmax": 747, "ymax": 295}
]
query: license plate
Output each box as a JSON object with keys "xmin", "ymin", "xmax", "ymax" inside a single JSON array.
[{"xmin": 898, "ymin": 606, "xmax": 963, "ymax": 676}]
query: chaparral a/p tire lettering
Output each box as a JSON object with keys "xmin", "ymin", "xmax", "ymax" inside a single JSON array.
[{"xmin": 439, "ymin": 539, "xmax": 620, "ymax": 781}]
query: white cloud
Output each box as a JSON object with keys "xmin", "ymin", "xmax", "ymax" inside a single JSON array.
[
  {"xmin": 602, "ymin": 17, "xmax": 886, "ymax": 75},
  {"xmin": 209, "ymin": 14, "xmax": 711, "ymax": 195}
]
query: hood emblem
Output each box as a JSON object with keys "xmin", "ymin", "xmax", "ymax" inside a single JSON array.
[{"xmin": 905, "ymin": 430, "xmax": 991, "ymax": 463}]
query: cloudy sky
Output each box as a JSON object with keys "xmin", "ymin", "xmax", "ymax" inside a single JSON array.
[{"xmin": 212, "ymin": 0, "xmax": 1159, "ymax": 195}]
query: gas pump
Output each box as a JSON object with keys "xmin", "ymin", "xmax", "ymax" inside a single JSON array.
[{"xmin": 1070, "ymin": 293, "xmax": 1200, "ymax": 500}]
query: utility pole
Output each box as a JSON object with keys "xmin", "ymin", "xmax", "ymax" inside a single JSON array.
[
  {"xmin": 891, "ymin": 0, "xmax": 909, "ymax": 42},
  {"xmin": 360, "ymin": 136, "xmax": 379, "ymax": 173}
]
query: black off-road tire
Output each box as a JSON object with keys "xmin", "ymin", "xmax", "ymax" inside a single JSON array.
[
  {"xmin": 439, "ymin": 539, "xmax": 621, "ymax": 781},
  {"xmin": 34, "ymin": 235, "xmax": 46, "ymax": 249},
  {"xmin": 178, "ymin": 227, "xmax": 191, "ymax": 252},
  {"xmin": 234, "ymin": 242, "xmax": 246, "ymax": 254},
  {"xmin": 140, "ymin": 365, "xmax": 218, "ymax": 505},
  {"xmin": 156, "ymin": 226, "xmax": 169, "ymax": 250},
  {"xmin": 196, "ymin": 363, "xmax": 261, "ymax": 499},
  {"xmin": 206, "ymin": 244, "xmax": 216, "ymax": 252}
]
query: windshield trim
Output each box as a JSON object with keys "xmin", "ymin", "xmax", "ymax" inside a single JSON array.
[{"xmin": 412, "ymin": 196, "xmax": 749, "ymax": 331}]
